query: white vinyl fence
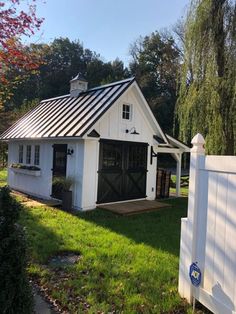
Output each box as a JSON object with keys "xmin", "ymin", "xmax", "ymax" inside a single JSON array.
[{"xmin": 179, "ymin": 134, "xmax": 236, "ymax": 314}]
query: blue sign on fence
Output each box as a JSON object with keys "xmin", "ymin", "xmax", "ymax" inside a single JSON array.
[{"xmin": 189, "ymin": 262, "xmax": 201, "ymax": 287}]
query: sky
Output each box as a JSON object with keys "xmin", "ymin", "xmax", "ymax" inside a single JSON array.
[{"xmin": 26, "ymin": 0, "xmax": 189, "ymax": 65}]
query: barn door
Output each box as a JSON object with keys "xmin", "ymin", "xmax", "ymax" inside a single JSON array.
[
  {"xmin": 97, "ymin": 140, "xmax": 147, "ymax": 204},
  {"xmin": 51, "ymin": 144, "xmax": 67, "ymax": 199},
  {"xmin": 124, "ymin": 143, "xmax": 148, "ymax": 200}
]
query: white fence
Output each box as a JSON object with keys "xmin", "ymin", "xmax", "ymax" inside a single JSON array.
[{"xmin": 179, "ymin": 134, "xmax": 236, "ymax": 314}]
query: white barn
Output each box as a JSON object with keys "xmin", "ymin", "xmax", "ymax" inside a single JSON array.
[{"xmin": 0, "ymin": 76, "xmax": 189, "ymax": 210}]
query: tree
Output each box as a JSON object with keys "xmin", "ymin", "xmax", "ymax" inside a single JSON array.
[
  {"xmin": 129, "ymin": 31, "xmax": 181, "ymax": 134},
  {"xmin": 0, "ymin": 0, "xmax": 43, "ymax": 106},
  {"xmin": 8, "ymin": 38, "xmax": 130, "ymax": 108},
  {"xmin": 176, "ymin": 0, "xmax": 236, "ymax": 155}
]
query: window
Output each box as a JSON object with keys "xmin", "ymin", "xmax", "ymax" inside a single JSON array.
[
  {"xmin": 102, "ymin": 143, "xmax": 122, "ymax": 169},
  {"xmin": 18, "ymin": 145, "xmax": 23, "ymax": 163},
  {"xmin": 122, "ymin": 104, "xmax": 131, "ymax": 120},
  {"xmin": 128, "ymin": 145, "xmax": 147, "ymax": 169},
  {"xmin": 34, "ymin": 145, "xmax": 40, "ymax": 165},
  {"xmin": 26, "ymin": 145, "xmax": 31, "ymax": 164}
]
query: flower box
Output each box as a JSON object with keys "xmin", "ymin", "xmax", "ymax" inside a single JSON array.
[{"xmin": 10, "ymin": 167, "xmax": 41, "ymax": 177}]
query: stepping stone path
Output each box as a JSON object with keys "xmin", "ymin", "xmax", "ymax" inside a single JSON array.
[
  {"xmin": 33, "ymin": 252, "xmax": 81, "ymax": 313},
  {"xmin": 48, "ymin": 252, "xmax": 81, "ymax": 267},
  {"xmin": 33, "ymin": 286, "xmax": 57, "ymax": 314}
]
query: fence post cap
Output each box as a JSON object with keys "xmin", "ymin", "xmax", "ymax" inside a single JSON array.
[{"xmin": 191, "ymin": 133, "xmax": 205, "ymax": 154}]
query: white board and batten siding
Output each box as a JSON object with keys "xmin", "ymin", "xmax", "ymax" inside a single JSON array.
[
  {"xmin": 82, "ymin": 84, "xmax": 159, "ymax": 210},
  {"xmin": 179, "ymin": 134, "xmax": 236, "ymax": 314},
  {"xmin": 8, "ymin": 139, "xmax": 85, "ymax": 209}
]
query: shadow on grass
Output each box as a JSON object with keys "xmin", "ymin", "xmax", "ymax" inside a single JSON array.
[
  {"xmin": 77, "ymin": 197, "xmax": 188, "ymax": 257},
  {"xmin": 19, "ymin": 206, "xmax": 67, "ymax": 263}
]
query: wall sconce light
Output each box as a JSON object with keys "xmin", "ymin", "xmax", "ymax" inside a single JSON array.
[
  {"xmin": 67, "ymin": 148, "xmax": 74, "ymax": 155},
  {"xmin": 126, "ymin": 127, "xmax": 140, "ymax": 135}
]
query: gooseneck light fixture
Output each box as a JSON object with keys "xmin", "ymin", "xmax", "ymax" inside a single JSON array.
[{"xmin": 125, "ymin": 127, "xmax": 140, "ymax": 135}]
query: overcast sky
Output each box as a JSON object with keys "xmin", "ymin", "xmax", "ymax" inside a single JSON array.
[{"xmin": 26, "ymin": 0, "xmax": 189, "ymax": 65}]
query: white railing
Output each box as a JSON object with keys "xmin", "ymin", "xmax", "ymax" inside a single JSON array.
[{"xmin": 179, "ymin": 134, "xmax": 236, "ymax": 314}]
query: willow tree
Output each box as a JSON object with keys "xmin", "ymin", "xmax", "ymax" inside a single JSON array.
[{"xmin": 176, "ymin": 0, "xmax": 236, "ymax": 154}]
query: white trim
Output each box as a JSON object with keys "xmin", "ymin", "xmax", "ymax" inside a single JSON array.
[
  {"xmin": 97, "ymin": 198, "xmax": 146, "ymax": 207},
  {"xmin": 133, "ymin": 81, "xmax": 168, "ymax": 143},
  {"xmin": 89, "ymin": 77, "xmax": 135, "ymax": 91},
  {"xmin": 155, "ymin": 147, "xmax": 182, "ymax": 154},
  {"xmin": 41, "ymin": 94, "xmax": 70, "ymax": 103},
  {"xmin": 165, "ymin": 134, "xmax": 190, "ymax": 152},
  {"xmin": 121, "ymin": 102, "xmax": 132, "ymax": 121},
  {"xmin": 4, "ymin": 137, "xmax": 84, "ymax": 142}
]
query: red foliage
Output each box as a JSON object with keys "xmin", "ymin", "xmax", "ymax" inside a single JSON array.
[{"xmin": 0, "ymin": 0, "xmax": 44, "ymax": 105}]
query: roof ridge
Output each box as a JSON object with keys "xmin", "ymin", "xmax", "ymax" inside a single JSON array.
[
  {"xmin": 41, "ymin": 94, "xmax": 70, "ymax": 103},
  {"xmin": 88, "ymin": 77, "xmax": 135, "ymax": 92},
  {"xmin": 40, "ymin": 77, "xmax": 135, "ymax": 103}
]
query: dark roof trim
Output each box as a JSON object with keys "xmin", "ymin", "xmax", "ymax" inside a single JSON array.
[
  {"xmin": 87, "ymin": 129, "xmax": 100, "ymax": 138},
  {"xmin": 153, "ymin": 135, "xmax": 167, "ymax": 144}
]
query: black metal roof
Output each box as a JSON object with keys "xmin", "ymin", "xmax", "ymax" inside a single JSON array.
[{"xmin": 1, "ymin": 77, "xmax": 135, "ymax": 140}]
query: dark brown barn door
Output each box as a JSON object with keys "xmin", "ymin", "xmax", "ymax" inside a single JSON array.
[
  {"xmin": 97, "ymin": 140, "xmax": 147, "ymax": 204},
  {"xmin": 51, "ymin": 144, "xmax": 67, "ymax": 199}
]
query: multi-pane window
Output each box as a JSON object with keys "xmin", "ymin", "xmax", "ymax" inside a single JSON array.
[
  {"xmin": 34, "ymin": 145, "xmax": 40, "ymax": 166},
  {"xmin": 128, "ymin": 145, "xmax": 147, "ymax": 170},
  {"xmin": 102, "ymin": 143, "xmax": 122, "ymax": 169},
  {"xmin": 122, "ymin": 104, "xmax": 131, "ymax": 120},
  {"xmin": 18, "ymin": 145, "xmax": 23, "ymax": 163},
  {"xmin": 26, "ymin": 145, "xmax": 31, "ymax": 164}
]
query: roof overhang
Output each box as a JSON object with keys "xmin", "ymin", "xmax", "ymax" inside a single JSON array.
[{"xmin": 153, "ymin": 133, "xmax": 190, "ymax": 153}]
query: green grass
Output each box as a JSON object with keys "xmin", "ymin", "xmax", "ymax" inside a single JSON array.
[
  {"xmin": 19, "ymin": 199, "xmax": 190, "ymax": 313},
  {"xmin": 0, "ymin": 168, "xmax": 7, "ymax": 187},
  {"xmin": 170, "ymin": 175, "xmax": 189, "ymax": 197},
  {"xmin": 0, "ymin": 168, "xmax": 193, "ymax": 313}
]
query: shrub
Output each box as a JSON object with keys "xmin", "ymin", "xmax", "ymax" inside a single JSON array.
[
  {"xmin": 52, "ymin": 176, "xmax": 74, "ymax": 191},
  {"xmin": 0, "ymin": 186, "xmax": 33, "ymax": 314}
]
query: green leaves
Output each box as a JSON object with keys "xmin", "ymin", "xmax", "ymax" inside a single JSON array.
[{"xmin": 176, "ymin": 0, "xmax": 236, "ymax": 154}]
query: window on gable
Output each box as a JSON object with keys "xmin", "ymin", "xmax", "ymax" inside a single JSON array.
[
  {"xmin": 122, "ymin": 104, "xmax": 131, "ymax": 120},
  {"xmin": 26, "ymin": 145, "xmax": 31, "ymax": 164},
  {"xmin": 18, "ymin": 145, "xmax": 23, "ymax": 163},
  {"xmin": 34, "ymin": 145, "xmax": 40, "ymax": 166}
]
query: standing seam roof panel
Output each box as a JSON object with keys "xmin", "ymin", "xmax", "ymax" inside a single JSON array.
[
  {"xmin": 63, "ymin": 86, "xmax": 120, "ymax": 137},
  {"xmin": 39, "ymin": 92, "xmax": 95, "ymax": 138},
  {"xmin": 0, "ymin": 77, "xmax": 135, "ymax": 139},
  {"xmin": 20, "ymin": 98, "xmax": 73, "ymax": 138},
  {"xmin": 27, "ymin": 96, "xmax": 84, "ymax": 138},
  {"xmin": 48, "ymin": 89, "xmax": 106, "ymax": 137},
  {"xmin": 6, "ymin": 98, "xmax": 63, "ymax": 139}
]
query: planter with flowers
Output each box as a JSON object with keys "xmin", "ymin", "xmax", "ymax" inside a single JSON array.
[
  {"xmin": 52, "ymin": 176, "xmax": 74, "ymax": 211},
  {"xmin": 10, "ymin": 163, "xmax": 41, "ymax": 177}
]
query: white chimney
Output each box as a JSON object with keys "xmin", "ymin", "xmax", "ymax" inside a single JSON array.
[{"xmin": 70, "ymin": 73, "xmax": 88, "ymax": 97}]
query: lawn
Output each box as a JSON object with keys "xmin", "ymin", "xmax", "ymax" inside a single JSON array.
[
  {"xmin": 0, "ymin": 169, "xmax": 193, "ymax": 313},
  {"xmin": 0, "ymin": 168, "xmax": 7, "ymax": 187},
  {"xmin": 170, "ymin": 175, "xmax": 189, "ymax": 197}
]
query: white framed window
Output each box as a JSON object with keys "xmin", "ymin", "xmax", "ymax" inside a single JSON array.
[
  {"xmin": 18, "ymin": 145, "xmax": 23, "ymax": 163},
  {"xmin": 122, "ymin": 104, "xmax": 132, "ymax": 120},
  {"xmin": 26, "ymin": 145, "xmax": 31, "ymax": 164},
  {"xmin": 34, "ymin": 145, "xmax": 40, "ymax": 166}
]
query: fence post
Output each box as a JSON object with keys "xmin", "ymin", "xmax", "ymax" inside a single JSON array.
[{"xmin": 178, "ymin": 133, "xmax": 205, "ymax": 302}]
